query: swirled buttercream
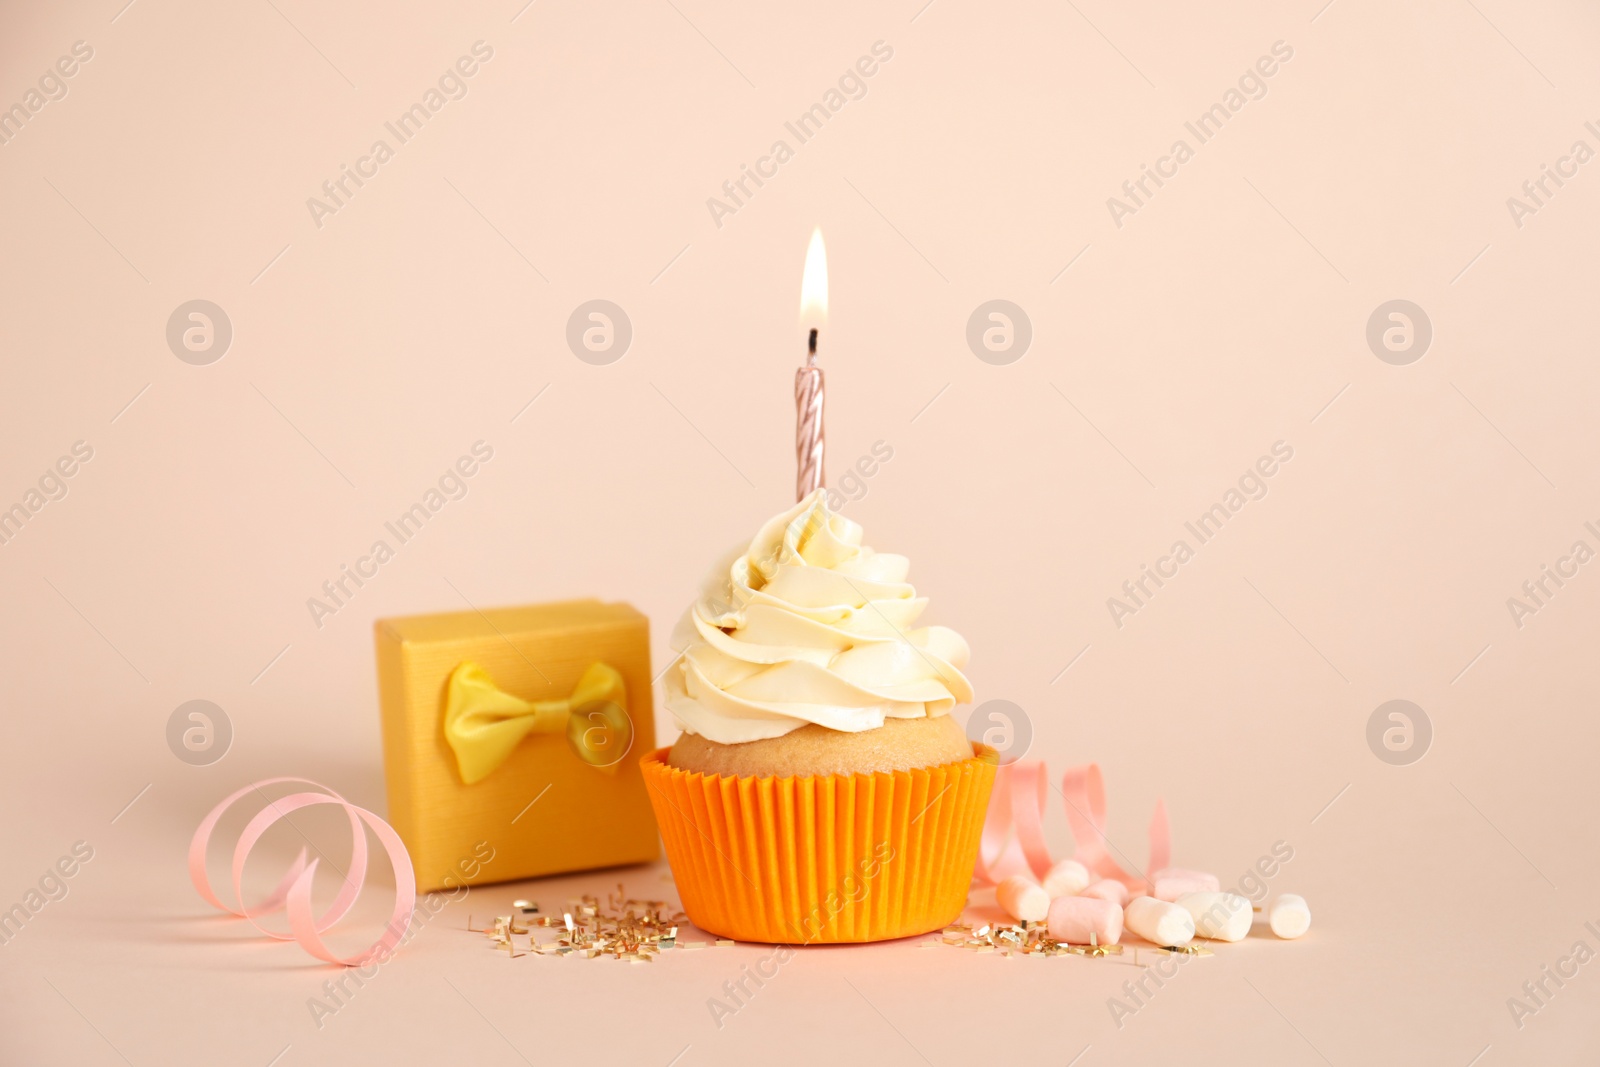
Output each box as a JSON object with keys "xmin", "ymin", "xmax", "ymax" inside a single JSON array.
[{"xmin": 664, "ymin": 489, "xmax": 973, "ymax": 745}]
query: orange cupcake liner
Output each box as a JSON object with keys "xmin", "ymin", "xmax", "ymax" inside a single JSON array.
[{"xmin": 641, "ymin": 745, "xmax": 997, "ymax": 944}]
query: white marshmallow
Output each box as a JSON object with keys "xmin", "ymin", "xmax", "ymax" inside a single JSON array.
[
  {"xmin": 1269, "ymin": 894, "xmax": 1311, "ymax": 939},
  {"xmin": 1042, "ymin": 859, "xmax": 1092, "ymax": 898},
  {"xmin": 996, "ymin": 874, "xmax": 1050, "ymax": 923},
  {"xmin": 1124, "ymin": 896, "xmax": 1195, "ymax": 947},
  {"xmin": 1176, "ymin": 892, "xmax": 1252, "ymax": 942}
]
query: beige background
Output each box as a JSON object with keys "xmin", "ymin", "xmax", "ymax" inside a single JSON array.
[{"xmin": 2, "ymin": 0, "xmax": 1598, "ymax": 1062}]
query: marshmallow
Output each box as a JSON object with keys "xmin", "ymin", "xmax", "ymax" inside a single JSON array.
[
  {"xmin": 1269, "ymin": 894, "xmax": 1311, "ymax": 939},
  {"xmin": 996, "ymin": 874, "xmax": 1050, "ymax": 923},
  {"xmin": 1047, "ymin": 895, "xmax": 1123, "ymax": 946},
  {"xmin": 1124, "ymin": 896, "xmax": 1195, "ymax": 947},
  {"xmin": 1042, "ymin": 859, "xmax": 1092, "ymax": 899},
  {"xmin": 1080, "ymin": 879, "xmax": 1129, "ymax": 905},
  {"xmin": 1151, "ymin": 867, "xmax": 1221, "ymax": 902},
  {"xmin": 1176, "ymin": 892, "xmax": 1252, "ymax": 942}
]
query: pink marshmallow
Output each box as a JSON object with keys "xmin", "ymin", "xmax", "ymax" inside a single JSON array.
[
  {"xmin": 1047, "ymin": 895, "xmax": 1123, "ymax": 946},
  {"xmin": 1151, "ymin": 867, "xmax": 1220, "ymax": 902},
  {"xmin": 1080, "ymin": 879, "xmax": 1129, "ymax": 905}
]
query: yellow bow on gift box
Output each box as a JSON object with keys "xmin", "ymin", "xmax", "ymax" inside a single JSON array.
[{"xmin": 443, "ymin": 661, "xmax": 632, "ymax": 784}]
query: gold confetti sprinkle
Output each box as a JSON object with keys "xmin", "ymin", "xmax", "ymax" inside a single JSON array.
[
  {"xmin": 929, "ymin": 918, "xmax": 1149, "ymax": 959},
  {"xmin": 1071, "ymin": 942, "xmax": 1124, "ymax": 958},
  {"xmin": 1163, "ymin": 943, "xmax": 1213, "ymax": 957},
  {"xmin": 471, "ymin": 884, "xmax": 697, "ymax": 962}
]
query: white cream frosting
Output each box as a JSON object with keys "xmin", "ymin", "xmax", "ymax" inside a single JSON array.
[{"xmin": 664, "ymin": 489, "xmax": 973, "ymax": 745}]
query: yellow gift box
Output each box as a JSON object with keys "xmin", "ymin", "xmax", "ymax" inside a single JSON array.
[{"xmin": 374, "ymin": 600, "xmax": 659, "ymax": 892}]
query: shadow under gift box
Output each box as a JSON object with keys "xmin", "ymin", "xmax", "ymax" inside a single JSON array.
[{"xmin": 374, "ymin": 600, "xmax": 659, "ymax": 892}]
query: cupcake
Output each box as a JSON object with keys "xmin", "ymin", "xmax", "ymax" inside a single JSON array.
[{"xmin": 641, "ymin": 490, "xmax": 996, "ymax": 943}]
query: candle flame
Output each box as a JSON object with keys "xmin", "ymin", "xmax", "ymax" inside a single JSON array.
[{"xmin": 799, "ymin": 228, "xmax": 828, "ymax": 328}]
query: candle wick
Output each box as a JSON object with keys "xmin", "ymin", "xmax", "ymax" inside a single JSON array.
[{"xmin": 807, "ymin": 328, "xmax": 818, "ymax": 364}]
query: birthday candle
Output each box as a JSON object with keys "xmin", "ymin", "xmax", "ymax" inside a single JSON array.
[{"xmin": 796, "ymin": 228, "xmax": 827, "ymax": 501}]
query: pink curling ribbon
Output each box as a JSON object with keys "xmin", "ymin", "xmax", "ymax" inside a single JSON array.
[
  {"xmin": 974, "ymin": 762, "xmax": 1170, "ymax": 896},
  {"xmin": 189, "ymin": 778, "xmax": 416, "ymax": 967}
]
